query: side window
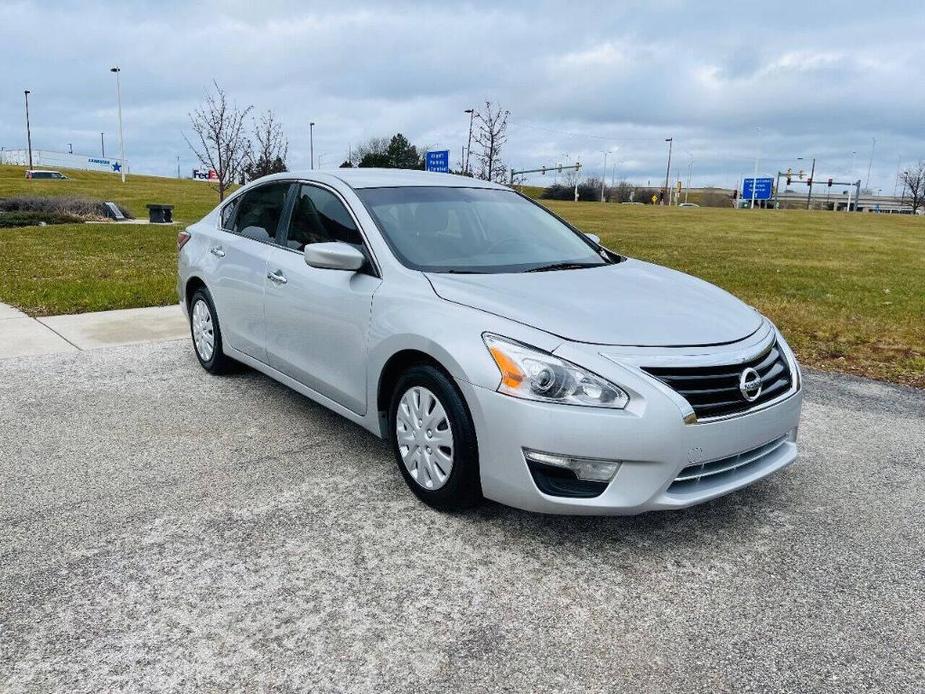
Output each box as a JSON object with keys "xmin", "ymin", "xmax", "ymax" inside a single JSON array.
[
  {"xmin": 284, "ymin": 185, "xmax": 362, "ymax": 251},
  {"xmin": 232, "ymin": 182, "xmax": 291, "ymax": 243},
  {"xmin": 220, "ymin": 199, "xmax": 238, "ymax": 230}
]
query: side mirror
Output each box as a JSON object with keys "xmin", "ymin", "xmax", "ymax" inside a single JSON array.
[
  {"xmin": 584, "ymin": 232, "xmax": 601, "ymax": 245},
  {"xmin": 305, "ymin": 242, "xmax": 365, "ymax": 271}
]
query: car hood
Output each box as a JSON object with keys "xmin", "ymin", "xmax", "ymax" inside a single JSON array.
[{"xmin": 425, "ymin": 259, "xmax": 763, "ymax": 347}]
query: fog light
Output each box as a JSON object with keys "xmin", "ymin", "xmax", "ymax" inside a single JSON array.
[{"xmin": 523, "ymin": 449, "xmax": 620, "ymax": 483}]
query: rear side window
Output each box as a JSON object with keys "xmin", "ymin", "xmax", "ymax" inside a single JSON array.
[
  {"xmin": 232, "ymin": 183, "xmax": 291, "ymax": 243},
  {"xmin": 284, "ymin": 185, "xmax": 362, "ymax": 251}
]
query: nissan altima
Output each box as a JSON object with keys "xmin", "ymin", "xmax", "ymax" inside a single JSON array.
[{"xmin": 177, "ymin": 169, "xmax": 802, "ymax": 514}]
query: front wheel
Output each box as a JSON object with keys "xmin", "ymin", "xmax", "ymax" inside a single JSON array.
[{"xmin": 389, "ymin": 365, "xmax": 482, "ymax": 511}]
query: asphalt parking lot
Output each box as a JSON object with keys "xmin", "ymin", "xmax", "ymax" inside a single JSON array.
[{"xmin": 1, "ymin": 340, "xmax": 923, "ymax": 692}]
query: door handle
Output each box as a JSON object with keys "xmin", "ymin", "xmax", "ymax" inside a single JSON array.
[
  {"xmin": 209, "ymin": 246, "xmax": 225, "ymax": 257},
  {"xmin": 267, "ymin": 270, "xmax": 288, "ymax": 285}
]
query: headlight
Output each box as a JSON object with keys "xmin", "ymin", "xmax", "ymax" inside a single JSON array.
[{"xmin": 483, "ymin": 334, "xmax": 629, "ymax": 409}]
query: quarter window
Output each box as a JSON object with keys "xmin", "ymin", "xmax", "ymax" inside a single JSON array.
[
  {"xmin": 220, "ymin": 199, "xmax": 238, "ymax": 230},
  {"xmin": 232, "ymin": 182, "xmax": 291, "ymax": 243},
  {"xmin": 284, "ymin": 185, "xmax": 362, "ymax": 251}
]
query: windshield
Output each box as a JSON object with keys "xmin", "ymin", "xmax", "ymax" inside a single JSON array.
[{"xmin": 355, "ymin": 186, "xmax": 612, "ymax": 273}]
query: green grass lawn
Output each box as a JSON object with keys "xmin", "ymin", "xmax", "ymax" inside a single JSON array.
[{"xmin": 1, "ymin": 164, "xmax": 922, "ymax": 386}]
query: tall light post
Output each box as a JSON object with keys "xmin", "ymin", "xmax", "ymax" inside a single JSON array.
[
  {"xmin": 68, "ymin": 143, "xmax": 73, "ymax": 154},
  {"xmin": 309, "ymin": 122, "xmax": 315, "ymax": 169},
  {"xmin": 24, "ymin": 90, "xmax": 33, "ymax": 171},
  {"xmin": 601, "ymin": 150, "xmax": 612, "ymax": 202},
  {"xmin": 663, "ymin": 137, "xmax": 673, "ymax": 205},
  {"xmin": 685, "ymin": 155, "xmax": 694, "ymax": 203},
  {"xmin": 110, "ymin": 67, "xmax": 126, "ymax": 183},
  {"xmin": 100, "ymin": 132, "xmax": 105, "ymax": 157},
  {"xmin": 464, "ymin": 108, "xmax": 475, "ymax": 175},
  {"xmin": 750, "ymin": 127, "xmax": 761, "ymax": 209},
  {"xmin": 865, "ymin": 137, "xmax": 876, "ymax": 191}
]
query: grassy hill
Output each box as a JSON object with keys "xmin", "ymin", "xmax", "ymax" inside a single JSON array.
[
  {"xmin": 0, "ymin": 164, "xmax": 222, "ymax": 223},
  {"xmin": 1, "ymin": 163, "xmax": 922, "ymax": 386}
]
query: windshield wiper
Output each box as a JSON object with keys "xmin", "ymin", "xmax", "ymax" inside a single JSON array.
[{"xmin": 524, "ymin": 262, "xmax": 602, "ymax": 273}]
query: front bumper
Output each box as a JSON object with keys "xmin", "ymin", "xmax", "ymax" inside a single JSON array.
[{"xmin": 458, "ymin": 358, "xmax": 802, "ymax": 516}]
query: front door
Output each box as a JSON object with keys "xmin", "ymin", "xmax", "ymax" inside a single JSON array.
[
  {"xmin": 264, "ymin": 183, "xmax": 381, "ymax": 415},
  {"xmin": 209, "ymin": 182, "xmax": 291, "ymax": 362}
]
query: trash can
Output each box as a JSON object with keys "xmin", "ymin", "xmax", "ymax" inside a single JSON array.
[{"xmin": 146, "ymin": 204, "xmax": 174, "ymax": 223}]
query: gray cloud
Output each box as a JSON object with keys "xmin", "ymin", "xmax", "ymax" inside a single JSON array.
[{"xmin": 2, "ymin": 0, "xmax": 922, "ymax": 191}]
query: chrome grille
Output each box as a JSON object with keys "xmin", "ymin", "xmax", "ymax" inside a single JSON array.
[
  {"xmin": 642, "ymin": 341, "xmax": 793, "ymax": 419},
  {"xmin": 669, "ymin": 436, "xmax": 789, "ymax": 493}
]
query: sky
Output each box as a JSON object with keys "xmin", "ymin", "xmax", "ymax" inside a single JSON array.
[{"xmin": 2, "ymin": 0, "xmax": 924, "ymax": 191}]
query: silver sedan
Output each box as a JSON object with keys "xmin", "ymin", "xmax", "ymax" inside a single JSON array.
[{"xmin": 177, "ymin": 169, "xmax": 802, "ymax": 514}]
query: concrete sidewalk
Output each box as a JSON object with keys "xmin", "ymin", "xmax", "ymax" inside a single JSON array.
[{"xmin": 0, "ymin": 303, "xmax": 188, "ymax": 359}]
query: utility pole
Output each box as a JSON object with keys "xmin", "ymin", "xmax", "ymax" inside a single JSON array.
[
  {"xmin": 865, "ymin": 137, "xmax": 876, "ymax": 190},
  {"xmin": 806, "ymin": 157, "xmax": 816, "ymax": 210},
  {"xmin": 177, "ymin": 155, "xmax": 180, "ymax": 179},
  {"xmin": 110, "ymin": 67, "xmax": 126, "ymax": 183},
  {"xmin": 24, "ymin": 90, "xmax": 33, "ymax": 171},
  {"xmin": 601, "ymin": 150, "xmax": 611, "ymax": 202},
  {"xmin": 309, "ymin": 122, "xmax": 315, "ymax": 169},
  {"xmin": 464, "ymin": 108, "xmax": 475, "ymax": 175},
  {"xmin": 663, "ymin": 138, "xmax": 673, "ymax": 206},
  {"xmin": 685, "ymin": 157, "xmax": 693, "ymax": 203},
  {"xmin": 750, "ymin": 127, "xmax": 761, "ymax": 209},
  {"xmin": 101, "ymin": 132, "xmax": 105, "ymax": 157}
]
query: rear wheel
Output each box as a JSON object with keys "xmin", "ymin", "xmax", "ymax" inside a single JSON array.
[
  {"xmin": 389, "ymin": 365, "xmax": 481, "ymax": 511},
  {"xmin": 189, "ymin": 288, "xmax": 237, "ymax": 374}
]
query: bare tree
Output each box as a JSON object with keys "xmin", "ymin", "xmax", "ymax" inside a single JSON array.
[
  {"xmin": 473, "ymin": 101, "xmax": 510, "ymax": 183},
  {"xmin": 900, "ymin": 162, "xmax": 925, "ymax": 214},
  {"xmin": 185, "ymin": 81, "xmax": 252, "ymax": 201},
  {"xmin": 244, "ymin": 109, "xmax": 288, "ymax": 181}
]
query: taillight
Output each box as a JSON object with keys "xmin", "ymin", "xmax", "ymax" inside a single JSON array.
[{"xmin": 177, "ymin": 230, "xmax": 191, "ymax": 250}]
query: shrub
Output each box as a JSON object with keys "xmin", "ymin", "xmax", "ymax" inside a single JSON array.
[
  {"xmin": 0, "ymin": 196, "xmax": 133, "ymax": 219},
  {"xmin": 0, "ymin": 211, "xmax": 85, "ymax": 228}
]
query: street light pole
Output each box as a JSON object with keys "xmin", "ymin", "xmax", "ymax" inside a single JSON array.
[
  {"xmin": 464, "ymin": 108, "xmax": 475, "ymax": 175},
  {"xmin": 68, "ymin": 143, "xmax": 73, "ymax": 154},
  {"xmin": 601, "ymin": 150, "xmax": 611, "ymax": 202},
  {"xmin": 686, "ymin": 157, "xmax": 694, "ymax": 203},
  {"xmin": 750, "ymin": 127, "xmax": 761, "ymax": 209},
  {"xmin": 24, "ymin": 90, "xmax": 33, "ymax": 171},
  {"xmin": 865, "ymin": 137, "xmax": 876, "ymax": 191},
  {"xmin": 100, "ymin": 132, "xmax": 105, "ymax": 157},
  {"xmin": 110, "ymin": 67, "xmax": 126, "ymax": 183},
  {"xmin": 663, "ymin": 138, "xmax": 673, "ymax": 205},
  {"xmin": 309, "ymin": 122, "xmax": 315, "ymax": 169}
]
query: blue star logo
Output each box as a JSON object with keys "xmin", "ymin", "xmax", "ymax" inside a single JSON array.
[{"xmin": 112, "ymin": 162, "xmax": 121, "ymax": 172}]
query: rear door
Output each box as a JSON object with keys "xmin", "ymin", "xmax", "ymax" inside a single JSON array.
[
  {"xmin": 264, "ymin": 183, "xmax": 381, "ymax": 414},
  {"xmin": 207, "ymin": 181, "xmax": 292, "ymax": 362}
]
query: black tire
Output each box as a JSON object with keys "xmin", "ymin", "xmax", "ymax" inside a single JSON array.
[
  {"xmin": 388, "ymin": 365, "xmax": 482, "ymax": 511},
  {"xmin": 189, "ymin": 287, "xmax": 237, "ymax": 375}
]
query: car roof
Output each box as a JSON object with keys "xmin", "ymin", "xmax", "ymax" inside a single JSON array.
[{"xmin": 257, "ymin": 168, "xmax": 508, "ymax": 191}]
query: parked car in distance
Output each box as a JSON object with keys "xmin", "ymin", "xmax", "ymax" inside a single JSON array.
[
  {"xmin": 177, "ymin": 169, "xmax": 802, "ymax": 515},
  {"xmin": 25, "ymin": 169, "xmax": 68, "ymax": 179}
]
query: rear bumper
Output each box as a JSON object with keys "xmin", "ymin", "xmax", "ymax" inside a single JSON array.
[{"xmin": 458, "ymin": 376, "xmax": 802, "ymax": 516}]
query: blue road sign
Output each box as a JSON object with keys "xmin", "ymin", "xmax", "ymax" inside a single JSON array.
[
  {"xmin": 425, "ymin": 150, "xmax": 450, "ymax": 173},
  {"xmin": 743, "ymin": 177, "xmax": 774, "ymax": 200}
]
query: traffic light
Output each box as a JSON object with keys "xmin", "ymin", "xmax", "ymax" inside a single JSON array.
[
  {"xmin": 786, "ymin": 176, "xmax": 792, "ymax": 185},
  {"xmin": 798, "ymin": 170, "xmax": 805, "ymax": 180},
  {"xmin": 807, "ymin": 178, "xmax": 813, "ymax": 186},
  {"xmin": 827, "ymin": 178, "xmax": 833, "ymax": 187}
]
